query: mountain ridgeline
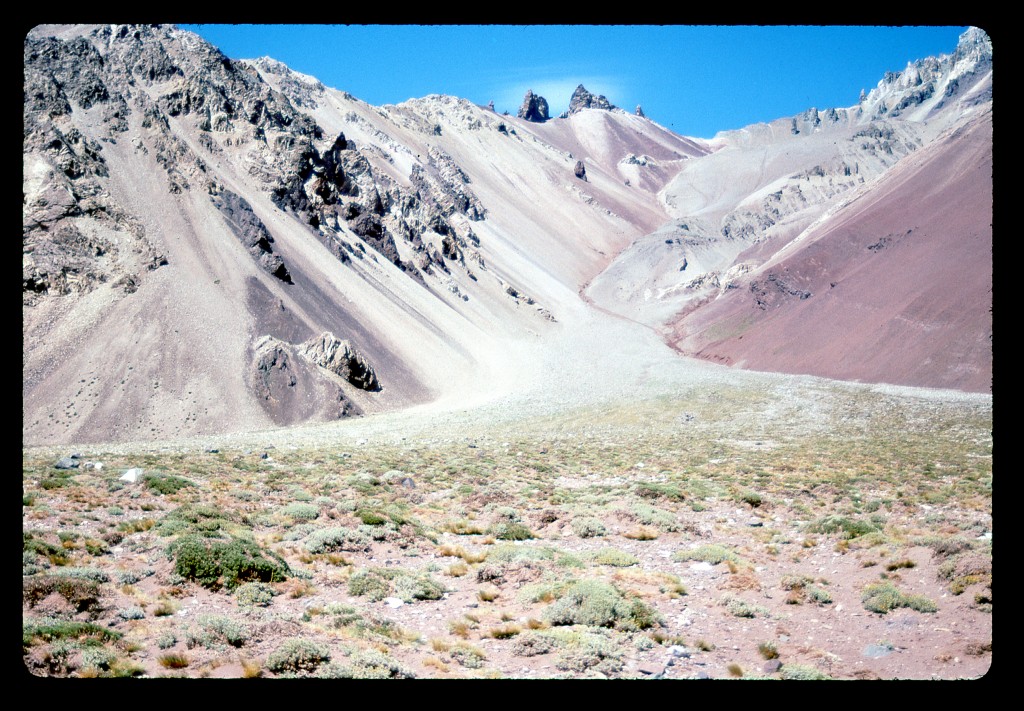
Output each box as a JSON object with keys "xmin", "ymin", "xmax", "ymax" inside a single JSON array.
[{"xmin": 23, "ymin": 25, "xmax": 992, "ymax": 445}]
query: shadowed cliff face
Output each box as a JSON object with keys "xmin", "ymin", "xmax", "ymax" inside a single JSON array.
[{"xmin": 22, "ymin": 25, "xmax": 992, "ymax": 445}]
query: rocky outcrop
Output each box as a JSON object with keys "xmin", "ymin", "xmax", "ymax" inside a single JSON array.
[
  {"xmin": 568, "ymin": 84, "xmax": 616, "ymax": 114},
  {"xmin": 635, "ymin": 105, "xmax": 645, "ymax": 117},
  {"xmin": 298, "ymin": 332, "xmax": 380, "ymax": 391},
  {"xmin": 517, "ymin": 90, "xmax": 549, "ymax": 122},
  {"xmin": 574, "ymin": 160, "xmax": 587, "ymax": 181},
  {"xmin": 250, "ymin": 335, "xmax": 360, "ymax": 425},
  {"xmin": 212, "ymin": 189, "xmax": 292, "ymax": 283}
]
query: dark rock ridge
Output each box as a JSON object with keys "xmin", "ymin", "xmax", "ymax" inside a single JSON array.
[
  {"xmin": 568, "ymin": 84, "xmax": 616, "ymax": 114},
  {"xmin": 517, "ymin": 90, "xmax": 549, "ymax": 122},
  {"xmin": 211, "ymin": 189, "xmax": 292, "ymax": 283}
]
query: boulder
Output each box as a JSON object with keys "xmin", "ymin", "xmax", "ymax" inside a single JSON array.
[
  {"xmin": 299, "ymin": 332, "xmax": 381, "ymax": 391},
  {"xmin": 574, "ymin": 160, "xmax": 587, "ymax": 181}
]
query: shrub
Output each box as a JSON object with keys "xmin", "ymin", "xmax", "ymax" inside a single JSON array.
[
  {"xmin": 551, "ymin": 629, "xmax": 623, "ymax": 674},
  {"xmin": 779, "ymin": 663, "xmax": 830, "ymax": 680},
  {"xmin": 492, "ymin": 522, "xmax": 534, "ymax": 541},
  {"xmin": 235, "ymin": 582, "xmax": 276, "ymax": 607},
  {"xmin": 861, "ymin": 582, "xmax": 937, "ymax": 614},
  {"xmin": 23, "ymin": 618, "xmax": 120, "ymax": 646},
  {"xmin": 571, "ymin": 517, "xmax": 607, "ymax": 538},
  {"xmin": 357, "ymin": 509, "xmax": 388, "ymax": 526},
  {"xmin": 266, "ymin": 639, "xmax": 330, "ymax": 674},
  {"xmin": 720, "ymin": 593, "xmax": 770, "ymax": 618},
  {"xmin": 168, "ymin": 535, "xmax": 289, "ymax": 590},
  {"xmin": 185, "ymin": 614, "xmax": 250, "ymax": 648},
  {"xmin": 158, "ymin": 653, "xmax": 189, "ymax": 669},
  {"xmin": 347, "ymin": 570, "xmax": 392, "ymax": 602},
  {"xmin": 324, "ymin": 649, "xmax": 416, "ymax": 679},
  {"xmin": 144, "ymin": 473, "xmax": 195, "ymax": 496},
  {"xmin": 629, "ymin": 502, "xmax": 680, "ymax": 532},
  {"xmin": 808, "ymin": 515, "xmax": 878, "ymax": 539},
  {"xmin": 674, "ymin": 544, "xmax": 740, "ymax": 565},
  {"xmin": 588, "ymin": 549, "xmax": 638, "ymax": 567},
  {"xmin": 634, "ymin": 482, "xmax": 685, "ymax": 501},
  {"xmin": 23, "ymin": 576, "xmax": 101, "ymax": 612},
  {"xmin": 279, "ymin": 502, "xmax": 319, "ymax": 521},
  {"xmin": 544, "ymin": 580, "xmax": 662, "ymax": 631},
  {"xmin": 305, "ymin": 527, "xmax": 371, "ymax": 554}
]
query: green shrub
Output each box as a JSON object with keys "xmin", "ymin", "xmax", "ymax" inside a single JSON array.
[
  {"xmin": 629, "ymin": 502, "xmax": 680, "ymax": 532},
  {"xmin": 720, "ymin": 593, "xmax": 770, "ymax": 618},
  {"xmin": 235, "ymin": 582, "xmax": 276, "ymax": 607},
  {"xmin": 550, "ymin": 629, "xmax": 623, "ymax": 674},
  {"xmin": 357, "ymin": 509, "xmax": 388, "ymax": 526},
  {"xmin": 861, "ymin": 582, "xmax": 937, "ymax": 614},
  {"xmin": 23, "ymin": 618, "xmax": 120, "ymax": 646},
  {"xmin": 144, "ymin": 473, "xmax": 195, "ymax": 496},
  {"xmin": 318, "ymin": 649, "xmax": 416, "ymax": 679},
  {"xmin": 544, "ymin": 580, "xmax": 662, "ymax": 631},
  {"xmin": 634, "ymin": 482, "xmax": 685, "ymax": 501},
  {"xmin": 266, "ymin": 639, "xmax": 330, "ymax": 674},
  {"xmin": 808, "ymin": 515, "xmax": 878, "ymax": 539},
  {"xmin": 348, "ymin": 568, "xmax": 446, "ymax": 603},
  {"xmin": 347, "ymin": 570, "xmax": 392, "ymax": 602},
  {"xmin": 168, "ymin": 535, "xmax": 289, "ymax": 590},
  {"xmin": 779, "ymin": 663, "xmax": 831, "ymax": 680},
  {"xmin": 674, "ymin": 544, "xmax": 740, "ymax": 565},
  {"xmin": 280, "ymin": 502, "xmax": 319, "ymax": 521},
  {"xmin": 305, "ymin": 527, "xmax": 371, "ymax": 554},
  {"xmin": 492, "ymin": 522, "xmax": 534, "ymax": 541},
  {"xmin": 571, "ymin": 517, "xmax": 607, "ymax": 538},
  {"xmin": 185, "ymin": 614, "xmax": 250, "ymax": 648},
  {"xmin": 588, "ymin": 549, "xmax": 638, "ymax": 567}
]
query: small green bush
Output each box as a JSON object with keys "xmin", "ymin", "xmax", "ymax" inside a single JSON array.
[
  {"xmin": 280, "ymin": 502, "xmax": 319, "ymax": 521},
  {"xmin": 779, "ymin": 663, "xmax": 831, "ymax": 680},
  {"xmin": 144, "ymin": 473, "xmax": 195, "ymax": 496},
  {"xmin": 571, "ymin": 517, "xmax": 607, "ymax": 538},
  {"xmin": 185, "ymin": 614, "xmax": 250, "ymax": 648},
  {"xmin": 23, "ymin": 618, "xmax": 120, "ymax": 646},
  {"xmin": 544, "ymin": 580, "xmax": 662, "ymax": 631},
  {"xmin": 168, "ymin": 535, "xmax": 289, "ymax": 590},
  {"xmin": 588, "ymin": 549, "xmax": 638, "ymax": 567},
  {"xmin": 861, "ymin": 582, "xmax": 937, "ymax": 614},
  {"xmin": 808, "ymin": 515, "xmax": 878, "ymax": 539},
  {"xmin": 492, "ymin": 522, "xmax": 534, "ymax": 541},
  {"xmin": 235, "ymin": 582, "xmax": 276, "ymax": 607},
  {"xmin": 674, "ymin": 544, "xmax": 740, "ymax": 565},
  {"xmin": 634, "ymin": 482, "xmax": 685, "ymax": 501},
  {"xmin": 266, "ymin": 639, "xmax": 330, "ymax": 674},
  {"xmin": 305, "ymin": 527, "xmax": 371, "ymax": 554},
  {"xmin": 348, "ymin": 568, "xmax": 446, "ymax": 603}
]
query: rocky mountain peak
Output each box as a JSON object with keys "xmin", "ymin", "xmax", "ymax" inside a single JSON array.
[
  {"xmin": 568, "ymin": 84, "xmax": 616, "ymax": 114},
  {"xmin": 856, "ymin": 26, "xmax": 992, "ymax": 121},
  {"xmin": 517, "ymin": 89, "xmax": 549, "ymax": 122}
]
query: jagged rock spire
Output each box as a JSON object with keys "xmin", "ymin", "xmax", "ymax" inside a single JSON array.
[{"xmin": 517, "ymin": 89, "xmax": 549, "ymax": 122}]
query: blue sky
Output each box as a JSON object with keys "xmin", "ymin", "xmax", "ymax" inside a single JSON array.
[{"xmin": 181, "ymin": 25, "xmax": 972, "ymax": 139}]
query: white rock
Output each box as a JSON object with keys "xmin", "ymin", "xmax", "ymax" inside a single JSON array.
[
  {"xmin": 384, "ymin": 597, "xmax": 404, "ymax": 608},
  {"xmin": 120, "ymin": 468, "xmax": 142, "ymax": 483}
]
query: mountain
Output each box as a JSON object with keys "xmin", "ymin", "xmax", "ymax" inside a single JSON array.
[{"xmin": 22, "ymin": 25, "xmax": 992, "ymax": 445}]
